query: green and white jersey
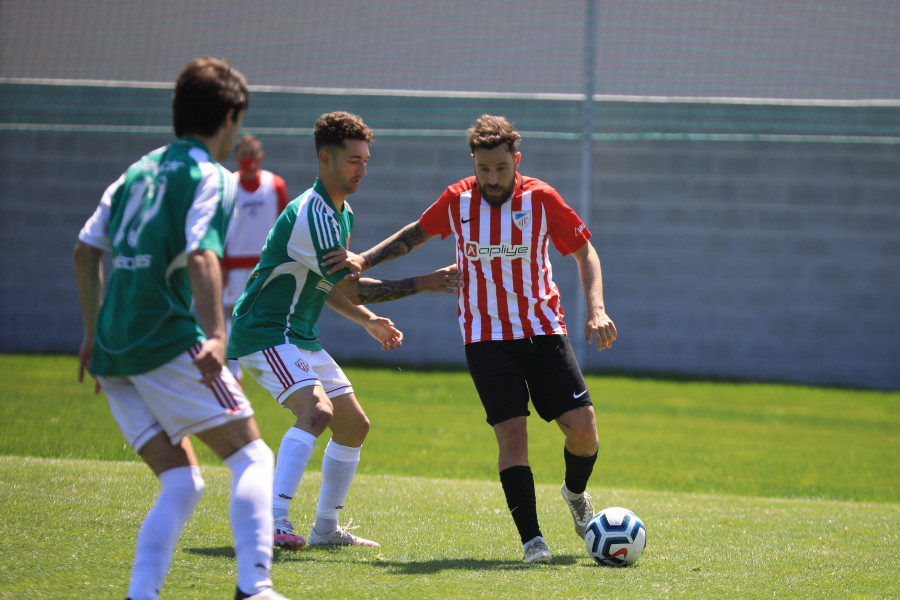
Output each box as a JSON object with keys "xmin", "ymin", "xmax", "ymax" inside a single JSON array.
[
  {"xmin": 227, "ymin": 179, "xmax": 353, "ymax": 357},
  {"xmin": 78, "ymin": 137, "xmax": 236, "ymax": 376}
]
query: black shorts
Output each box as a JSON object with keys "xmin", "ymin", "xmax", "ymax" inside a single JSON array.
[{"xmin": 464, "ymin": 334, "xmax": 591, "ymax": 426}]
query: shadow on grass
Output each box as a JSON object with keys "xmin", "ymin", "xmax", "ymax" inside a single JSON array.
[
  {"xmin": 185, "ymin": 546, "xmax": 581, "ymax": 572},
  {"xmin": 370, "ymin": 554, "xmax": 581, "ymax": 573}
]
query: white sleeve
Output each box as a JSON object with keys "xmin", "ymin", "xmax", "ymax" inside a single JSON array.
[
  {"xmin": 77, "ymin": 175, "xmax": 122, "ymax": 252},
  {"xmin": 185, "ymin": 162, "xmax": 233, "ymax": 254},
  {"xmin": 286, "ymin": 216, "xmax": 325, "ymax": 276}
]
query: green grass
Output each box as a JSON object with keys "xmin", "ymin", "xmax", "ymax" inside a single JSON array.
[{"xmin": 0, "ymin": 354, "xmax": 898, "ymax": 599}]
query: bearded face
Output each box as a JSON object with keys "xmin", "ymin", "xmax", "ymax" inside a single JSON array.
[{"xmin": 472, "ymin": 146, "xmax": 519, "ymax": 208}]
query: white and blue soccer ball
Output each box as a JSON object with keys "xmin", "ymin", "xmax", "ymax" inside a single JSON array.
[{"xmin": 584, "ymin": 507, "xmax": 647, "ymax": 566}]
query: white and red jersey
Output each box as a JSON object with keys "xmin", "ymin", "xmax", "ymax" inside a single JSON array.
[
  {"xmin": 420, "ymin": 173, "xmax": 591, "ymax": 344},
  {"xmin": 223, "ymin": 170, "xmax": 288, "ymax": 269}
]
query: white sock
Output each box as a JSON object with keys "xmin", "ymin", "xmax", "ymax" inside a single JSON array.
[
  {"xmin": 273, "ymin": 427, "xmax": 317, "ymax": 520},
  {"xmin": 127, "ymin": 466, "xmax": 204, "ymax": 600},
  {"xmin": 225, "ymin": 439, "xmax": 274, "ymax": 597},
  {"xmin": 314, "ymin": 440, "xmax": 361, "ymax": 532}
]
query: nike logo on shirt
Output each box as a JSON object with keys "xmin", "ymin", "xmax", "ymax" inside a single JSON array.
[
  {"xmin": 461, "ymin": 216, "xmax": 478, "ymax": 224},
  {"xmin": 573, "ymin": 390, "xmax": 588, "ymax": 398}
]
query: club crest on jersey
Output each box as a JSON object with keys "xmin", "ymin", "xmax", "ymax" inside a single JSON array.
[
  {"xmin": 512, "ymin": 211, "xmax": 531, "ymax": 231},
  {"xmin": 295, "ymin": 359, "xmax": 310, "ymax": 372}
]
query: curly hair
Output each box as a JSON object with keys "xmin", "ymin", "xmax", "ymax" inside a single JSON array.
[
  {"xmin": 314, "ymin": 111, "xmax": 375, "ymax": 152},
  {"xmin": 466, "ymin": 114, "xmax": 521, "ymax": 153},
  {"xmin": 172, "ymin": 57, "xmax": 248, "ymax": 138}
]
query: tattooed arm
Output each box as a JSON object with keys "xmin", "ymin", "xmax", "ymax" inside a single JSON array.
[
  {"xmin": 323, "ymin": 221, "xmax": 436, "ymax": 276},
  {"xmin": 360, "ymin": 221, "xmax": 435, "ymax": 269},
  {"xmin": 334, "ymin": 264, "xmax": 458, "ymax": 305}
]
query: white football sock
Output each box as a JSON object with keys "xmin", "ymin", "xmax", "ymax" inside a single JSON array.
[
  {"xmin": 127, "ymin": 465, "xmax": 204, "ymax": 600},
  {"xmin": 314, "ymin": 440, "xmax": 361, "ymax": 532},
  {"xmin": 272, "ymin": 427, "xmax": 317, "ymax": 520},
  {"xmin": 225, "ymin": 439, "xmax": 274, "ymax": 596}
]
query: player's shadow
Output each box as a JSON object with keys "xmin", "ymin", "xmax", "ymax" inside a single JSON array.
[
  {"xmin": 185, "ymin": 546, "xmax": 234, "ymax": 558},
  {"xmin": 185, "ymin": 547, "xmax": 580, "ymax": 571},
  {"xmin": 369, "ymin": 554, "xmax": 581, "ymax": 573}
]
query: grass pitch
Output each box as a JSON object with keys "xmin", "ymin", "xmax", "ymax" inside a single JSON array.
[{"xmin": 0, "ymin": 354, "xmax": 897, "ymax": 599}]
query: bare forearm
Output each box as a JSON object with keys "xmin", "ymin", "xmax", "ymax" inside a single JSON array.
[
  {"xmin": 574, "ymin": 243, "xmax": 606, "ymax": 314},
  {"xmin": 327, "ymin": 287, "xmax": 377, "ymax": 325},
  {"xmin": 73, "ymin": 241, "xmax": 104, "ymax": 336},
  {"xmin": 335, "ymin": 264, "xmax": 457, "ymax": 305},
  {"xmin": 573, "ymin": 241, "xmax": 617, "ymax": 350},
  {"xmin": 580, "ymin": 260, "xmax": 605, "ymax": 314},
  {"xmin": 187, "ymin": 250, "xmax": 226, "ymax": 342},
  {"xmin": 360, "ymin": 221, "xmax": 433, "ymax": 269}
]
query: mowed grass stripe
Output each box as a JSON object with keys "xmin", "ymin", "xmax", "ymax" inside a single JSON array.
[{"xmin": 1, "ymin": 456, "xmax": 897, "ymax": 600}]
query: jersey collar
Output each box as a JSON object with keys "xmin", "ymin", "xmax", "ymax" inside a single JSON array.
[
  {"xmin": 312, "ymin": 178, "xmax": 340, "ymax": 212},
  {"xmin": 177, "ymin": 136, "xmax": 212, "ymax": 158}
]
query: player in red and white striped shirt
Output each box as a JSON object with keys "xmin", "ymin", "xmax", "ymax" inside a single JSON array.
[
  {"xmin": 223, "ymin": 135, "xmax": 290, "ymax": 381},
  {"xmin": 325, "ymin": 115, "xmax": 617, "ymax": 564}
]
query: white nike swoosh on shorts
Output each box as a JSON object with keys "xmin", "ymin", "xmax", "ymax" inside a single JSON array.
[{"xmin": 573, "ymin": 390, "xmax": 588, "ymax": 398}]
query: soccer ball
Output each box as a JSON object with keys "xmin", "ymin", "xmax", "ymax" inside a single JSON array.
[{"xmin": 584, "ymin": 507, "xmax": 647, "ymax": 566}]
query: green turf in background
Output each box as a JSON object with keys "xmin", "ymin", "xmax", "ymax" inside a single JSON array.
[{"xmin": 3, "ymin": 355, "xmax": 896, "ymax": 503}]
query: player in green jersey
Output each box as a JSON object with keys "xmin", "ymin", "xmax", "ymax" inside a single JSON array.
[
  {"xmin": 74, "ymin": 58, "xmax": 289, "ymax": 600},
  {"xmin": 228, "ymin": 111, "xmax": 458, "ymax": 549}
]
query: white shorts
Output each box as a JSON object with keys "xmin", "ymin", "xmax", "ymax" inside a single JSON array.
[
  {"xmin": 99, "ymin": 344, "xmax": 253, "ymax": 452},
  {"xmin": 239, "ymin": 344, "xmax": 353, "ymax": 404},
  {"xmin": 223, "ymin": 267, "xmax": 254, "ymax": 307}
]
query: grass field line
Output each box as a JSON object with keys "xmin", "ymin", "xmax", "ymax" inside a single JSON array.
[{"xmin": 4, "ymin": 454, "xmax": 899, "ymax": 510}]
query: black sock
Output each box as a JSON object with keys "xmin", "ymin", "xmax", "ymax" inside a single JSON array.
[
  {"xmin": 563, "ymin": 447, "xmax": 597, "ymax": 495},
  {"xmin": 499, "ymin": 465, "xmax": 541, "ymax": 544}
]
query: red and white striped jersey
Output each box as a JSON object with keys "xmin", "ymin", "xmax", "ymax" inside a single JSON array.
[
  {"xmin": 223, "ymin": 170, "xmax": 288, "ymax": 269},
  {"xmin": 420, "ymin": 173, "xmax": 591, "ymax": 344}
]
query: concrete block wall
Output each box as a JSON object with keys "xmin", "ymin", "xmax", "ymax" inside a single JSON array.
[
  {"xmin": 1, "ymin": 131, "xmax": 897, "ymax": 389},
  {"xmin": 588, "ymin": 140, "xmax": 900, "ymax": 389}
]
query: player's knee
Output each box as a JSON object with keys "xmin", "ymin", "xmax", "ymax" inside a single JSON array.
[
  {"xmin": 569, "ymin": 430, "xmax": 599, "ymax": 456},
  {"xmin": 354, "ymin": 414, "xmax": 371, "ymax": 441},
  {"xmin": 564, "ymin": 417, "xmax": 599, "ymax": 454},
  {"xmin": 308, "ymin": 401, "xmax": 334, "ymax": 432},
  {"xmin": 162, "ymin": 465, "xmax": 206, "ymax": 508}
]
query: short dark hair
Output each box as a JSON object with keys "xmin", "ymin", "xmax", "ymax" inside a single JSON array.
[
  {"xmin": 172, "ymin": 57, "xmax": 249, "ymax": 138},
  {"xmin": 466, "ymin": 114, "xmax": 521, "ymax": 153},
  {"xmin": 314, "ymin": 111, "xmax": 374, "ymax": 152}
]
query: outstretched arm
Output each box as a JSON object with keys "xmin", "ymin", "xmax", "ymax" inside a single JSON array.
[
  {"xmin": 73, "ymin": 240, "xmax": 104, "ymax": 393},
  {"xmin": 326, "ymin": 287, "xmax": 403, "ymax": 350},
  {"xmin": 334, "ymin": 264, "xmax": 458, "ymax": 305},
  {"xmin": 323, "ymin": 221, "xmax": 436, "ymax": 276},
  {"xmin": 571, "ymin": 242, "xmax": 617, "ymax": 351}
]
